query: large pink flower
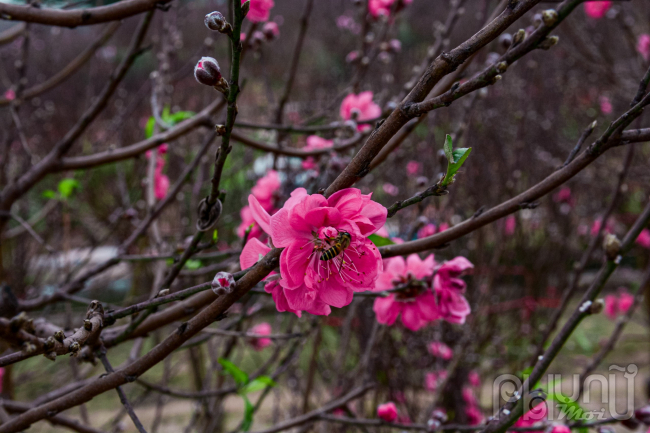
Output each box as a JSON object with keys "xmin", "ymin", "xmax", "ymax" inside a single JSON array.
[
  {"xmin": 244, "ymin": 0, "xmax": 274, "ymax": 23},
  {"xmin": 434, "ymin": 257, "xmax": 473, "ymax": 324},
  {"xmin": 638, "ymin": 34, "xmax": 650, "ymax": 62},
  {"xmin": 584, "ymin": 1, "xmax": 611, "ymax": 19},
  {"xmin": 340, "ymin": 91, "xmax": 382, "ymax": 131},
  {"xmin": 240, "ymin": 237, "xmax": 330, "ymax": 316},
  {"xmin": 248, "ymin": 187, "xmax": 386, "ymax": 313},
  {"xmin": 302, "ymin": 136, "xmax": 333, "ymax": 170},
  {"xmin": 372, "ymin": 254, "xmax": 439, "ymax": 331},
  {"xmin": 248, "ymin": 322, "xmax": 272, "ymax": 351}
]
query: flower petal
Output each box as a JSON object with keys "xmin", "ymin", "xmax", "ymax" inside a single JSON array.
[{"xmin": 240, "ymin": 238, "xmax": 271, "ymax": 269}]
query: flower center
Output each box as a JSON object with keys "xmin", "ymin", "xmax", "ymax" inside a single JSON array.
[{"xmin": 393, "ymin": 274, "xmax": 426, "ymax": 301}]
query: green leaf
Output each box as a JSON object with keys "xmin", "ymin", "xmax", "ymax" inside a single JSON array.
[
  {"xmin": 42, "ymin": 190, "xmax": 56, "ymax": 199},
  {"xmin": 440, "ymin": 134, "xmax": 472, "ymax": 187},
  {"xmin": 218, "ymin": 358, "xmax": 249, "ymax": 386},
  {"xmin": 368, "ymin": 234, "xmax": 395, "ymax": 247},
  {"xmin": 241, "ymin": 376, "xmax": 276, "ymax": 394},
  {"xmin": 184, "ymin": 259, "xmax": 202, "ymax": 270},
  {"xmin": 144, "ymin": 116, "xmax": 155, "ymax": 139},
  {"xmin": 547, "ymin": 391, "xmax": 588, "ymax": 429},
  {"xmin": 212, "ymin": 229, "xmax": 219, "ymax": 242},
  {"xmin": 166, "ymin": 110, "xmax": 195, "ymax": 124},
  {"xmin": 241, "ymin": 395, "xmax": 254, "ymax": 431},
  {"xmin": 57, "ymin": 178, "xmax": 80, "ymax": 199}
]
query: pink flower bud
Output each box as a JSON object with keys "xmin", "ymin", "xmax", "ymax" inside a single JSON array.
[
  {"xmin": 194, "ymin": 57, "xmax": 223, "ymax": 87},
  {"xmin": 263, "ymin": 21, "xmax": 279, "ymax": 39},
  {"xmin": 204, "ymin": 11, "xmax": 229, "ymax": 32},
  {"xmin": 248, "ymin": 322, "xmax": 272, "ymax": 351},
  {"xmin": 377, "ymin": 402, "xmax": 398, "ymax": 422},
  {"xmin": 211, "ymin": 271, "xmax": 235, "ymax": 296}
]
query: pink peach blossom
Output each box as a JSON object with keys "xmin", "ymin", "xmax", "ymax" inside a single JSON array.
[
  {"xmin": 438, "ymin": 223, "xmax": 449, "ymax": 232},
  {"xmin": 244, "ymin": 0, "xmax": 274, "ymax": 22},
  {"xmin": 505, "ymin": 215, "xmax": 516, "ymax": 236},
  {"xmin": 248, "ymin": 188, "xmax": 386, "ymax": 314},
  {"xmin": 302, "ymin": 136, "xmax": 333, "ymax": 170},
  {"xmin": 636, "ymin": 229, "xmax": 650, "ymax": 249},
  {"xmin": 590, "ymin": 218, "xmax": 613, "ymax": 237},
  {"xmin": 146, "ymin": 144, "xmax": 170, "ymax": 200},
  {"xmin": 238, "ymin": 206, "xmax": 265, "ymax": 240},
  {"xmin": 376, "ymin": 225, "xmax": 390, "ymax": 238},
  {"xmin": 373, "ymin": 254, "xmax": 439, "ymax": 330},
  {"xmin": 248, "ymin": 322, "xmax": 272, "ymax": 350},
  {"xmin": 468, "ymin": 370, "xmax": 481, "ymax": 388},
  {"xmin": 618, "ymin": 289, "xmax": 634, "ymax": 315},
  {"xmin": 514, "ymin": 403, "xmax": 548, "ymax": 432},
  {"xmin": 383, "ymin": 183, "xmax": 399, "ymax": 196},
  {"xmin": 368, "ymin": 0, "xmax": 412, "ymax": 18},
  {"xmin": 377, "ymin": 402, "xmax": 398, "ymax": 422},
  {"xmin": 553, "ymin": 187, "xmax": 573, "ymax": 205},
  {"xmin": 434, "ymin": 257, "xmax": 473, "ymax": 324},
  {"xmin": 263, "ymin": 21, "xmax": 279, "ymax": 39},
  {"xmin": 425, "ymin": 371, "xmax": 447, "ymax": 392},
  {"xmin": 638, "ymin": 34, "xmax": 650, "ymax": 61},
  {"xmin": 346, "ymin": 51, "xmax": 360, "ymax": 63},
  {"xmin": 428, "ymin": 341, "xmax": 453, "ymax": 360},
  {"xmin": 604, "ymin": 294, "xmax": 618, "ymax": 320},
  {"xmin": 417, "ymin": 223, "xmax": 436, "ymax": 239},
  {"xmin": 3, "ymin": 89, "xmax": 15, "ymax": 101},
  {"xmin": 466, "ymin": 405, "xmax": 483, "ymax": 425},
  {"xmin": 340, "ymin": 91, "xmax": 382, "ymax": 131},
  {"xmin": 584, "ymin": 1, "xmax": 611, "ymax": 19},
  {"xmin": 599, "ymin": 96, "xmax": 612, "ymax": 114},
  {"xmin": 406, "ymin": 161, "xmax": 420, "ymax": 175}
]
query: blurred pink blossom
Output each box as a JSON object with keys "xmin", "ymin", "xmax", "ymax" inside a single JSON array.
[
  {"xmin": 434, "ymin": 257, "xmax": 474, "ymax": 324},
  {"xmin": 514, "ymin": 403, "xmax": 548, "ymax": 432},
  {"xmin": 406, "ymin": 160, "xmax": 420, "ymax": 175},
  {"xmin": 3, "ymin": 89, "xmax": 15, "ymax": 101},
  {"xmin": 248, "ymin": 322, "xmax": 272, "ymax": 350},
  {"xmin": 637, "ymin": 34, "xmax": 650, "ymax": 61},
  {"xmin": 245, "ymin": 0, "xmax": 274, "ymax": 22},
  {"xmin": 340, "ymin": 91, "xmax": 382, "ymax": 131},
  {"xmin": 425, "ymin": 371, "xmax": 447, "ymax": 392},
  {"xmin": 428, "ymin": 341, "xmax": 453, "ymax": 360},
  {"xmin": 553, "ymin": 187, "xmax": 574, "ymax": 206},
  {"xmin": 346, "ymin": 50, "xmax": 360, "ymax": 63},
  {"xmin": 262, "ymin": 21, "xmax": 280, "ymax": 39},
  {"xmin": 604, "ymin": 294, "xmax": 618, "ymax": 320},
  {"xmin": 468, "ymin": 370, "xmax": 481, "ymax": 388},
  {"xmin": 417, "ymin": 223, "xmax": 437, "ymax": 239},
  {"xmin": 383, "ymin": 183, "xmax": 399, "ymax": 196},
  {"xmin": 438, "ymin": 222, "xmax": 449, "ymax": 232},
  {"xmin": 584, "ymin": 1, "xmax": 611, "ymax": 19},
  {"xmin": 590, "ymin": 218, "xmax": 613, "ymax": 237},
  {"xmin": 146, "ymin": 144, "xmax": 170, "ymax": 200},
  {"xmin": 251, "ymin": 170, "xmax": 281, "ymax": 211},
  {"xmin": 619, "ymin": 290, "xmax": 634, "ymax": 314},
  {"xmin": 599, "ymin": 96, "xmax": 612, "ymax": 114},
  {"xmin": 604, "ymin": 288, "xmax": 633, "ymax": 321},
  {"xmin": 389, "ymin": 38, "xmax": 402, "ymax": 52},
  {"xmin": 369, "ymin": 0, "xmax": 412, "ymax": 18},
  {"xmin": 377, "ymin": 402, "xmax": 398, "ymax": 422},
  {"xmin": 636, "ymin": 228, "xmax": 650, "ymax": 249},
  {"xmin": 504, "ymin": 215, "xmax": 516, "ymax": 236},
  {"xmin": 466, "ymin": 405, "xmax": 483, "ymax": 425},
  {"xmin": 551, "ymin": 425, "xmax": 571, "ymax": 433},
  {"xmin": 302, "ymin": 136, "xmax": 333, "ymax": 170}
]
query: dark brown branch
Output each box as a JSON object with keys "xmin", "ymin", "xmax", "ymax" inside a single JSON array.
[
  {"xmin": 3, "ymin": 399, "xmax": 106, "ymax": 433},
  {"xmin": 0, "ymin": 0, "xmax": 169, "ymax": 27},
  {"xmin": 0, "ymin": 23, "xmax": 24, "ymax": 45}
]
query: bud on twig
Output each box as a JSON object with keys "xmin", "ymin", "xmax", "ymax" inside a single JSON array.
[
  {"xmin": 538, "ymin": 36, "xmax": 559, "ymax": 50},
  {"xmin": 22, "ymin": 342, "xmax": 36, "ymax": 354},
  {"xmin": 68, "ymin": 341, "xmax": 81, "ymax": 354},
  {"xmin": 83, "ymin": 319, "xmax": 93, "ymax": 331},
  {"xmin": 204, "ymin": 11, "xmax": 232, "ymax": 35},
  {"xmin": 197, "ymin": 197, "xmax": 223, "ymax": 231},
  {"xmin": 512, "ymin": 29, "xmax": 527, "ymax": 47},
  {"xmin": 589, "ymin": 299, "xmax": 604, "ymax": 315},
  {"xmin": 242, "ymin": 0, "xmax": 250, "ymax": 17},
  {"xmin": 603, "ymin": 233, "xmax": 621, "ymax": 261},
  {"xmin": 54, "ymin": 330, "xmax": 65, "ymax": 342},
  {"xmin": 215, "ymin": 124, "xmax": 227, "ymax": 135},
  {"xmin": 499, "ymin": 33, "xmax": 512, "ymax": 49},
  {"xmin": 44, "ymin": 336, "xmax": 56, "ymax": 350},
  {"xmin": 194, "ymin": 57, "xmax": 229, "ymax": 94},
  {"xmin": 541, "ymin": 9, "xmax": 558, "ymax": 27},
  {"xmin": 496, "ymin": 61, "xmax": 508, "ymax": 73},
  {"xmin": 157, "ymin": 289, "xmax": 170, "ymax": 297}
]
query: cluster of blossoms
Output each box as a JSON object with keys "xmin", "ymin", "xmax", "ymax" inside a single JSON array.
[
  {"xmin": 241, "ymin": 187, "xmax": 386, "ymax": 316},
  {"xmin": 372, "ymin": 254, "xmax": 473, "ymax": 331},
  {"xmin": 238, "ymin": 170, "xmax": 281, "ymax": 240},
  {"xmin": 240, "ymin": 0, "xmax": 280, "ymax": 47},
  {"xmin": 604, "ymin": 288, "xmax": 634, "ymax": 321},
  {"xmin": 145, "ymin": 144, "xmax": 170, "ymax": 200}
]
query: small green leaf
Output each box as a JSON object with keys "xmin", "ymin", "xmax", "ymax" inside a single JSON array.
[
  {"xmin": 443, "ymin": 134, "xmax": 454, "ymax": 163},
  {"xmin": 241, "ymin": 395, "xmax": 255, "ymax": 431},
  {"xmin": 547, "ymin": 391, "xmax": 587, "ymax": 427},
  {"xmin": 219, "ymin": 358, "xmax": 249, "ymax": 386},
  {"xmin": 185, "ymin": 259, "xmax": 202, "ymax": 270},
  {"xmin": 212, "ymin": 229, "xmax": 218, "ymax": 242},
  {"xmin": 241, "ymin": 376, "xmax": 276, "ymax": 394},
  {"xmin": 440, "ymin": 134, "xmax": 472, "ymax": 187},
  {"xmin": 144, "ymin": 116, "xmax": 155, "ymax": 139},
  {"xmin": 42, "ymin": 190, "xmax": 56, "ymax": 199},
  {"xmin": 57, "ymin": 178, "xmax": 80, "ymax": 199},
  {"xmin": 368, "ymin": 234, "xmax": 395, "ymax": 247},
  {"xmin": 167, "ymin": 110, "xmax": 195, "ymax": 124}
]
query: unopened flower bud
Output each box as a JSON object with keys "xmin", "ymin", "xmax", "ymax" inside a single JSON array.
[
  {"xmin": 635, "ymin": 405, "xmax": 650, "ymax": 425},
  {"xmin": 589, "ymin": 299, "xmax": 604, "ymax": 315},
  {"xmin": 241, "ymin": 0, "xmax": 250, "ymax": 17},
  {"xmin": 197, "ymin": 197, "xmax": 223, "ymax": 231},
  {"xmin": 68, "ymin": 341, "xmax": 80, "ymax": 354},
  {"xmin": 204, "ymin": 11, "xmax": 231, "ymax": 33},
  {"xmin": 212, "ymin": 271, "xmax": 235, "ymax": 296},
  {"xmin": 532, "ymin": 13, "xmax": 543, "ymax": 28},
  {"xmin": 416, "ymin": 176, "xmax": 429, "ymax": 187},
  {"xmin": 542, "ymin": 9, "xmax": 558, "ymax": 27},
  {"xmin": 499, "ymin": 33, "xmax": 512, "ymax": 49},
  {"xmin": 603, "ymin": 233, "xmax": 621, "ymax": 261},
  {"xmin": 496, "ymin": 61, "xmax": 508, "ymax": 73},
  {"xmin": 54, "ymin": 330, "xmax": 65, "ymax": 342},
  {"xmin": 215, "ymin": 124, "xmax": 227, "ymax": 135},
  {"xmin": 194, "ymin": 57, "xmax": 223, "ymax": 87},
  {"xmin": 83, "ymin": 319, "xmax": 92, "ymax": 331},
  {"xmin": 262, "ymin": 22, "xmax": 279, "ymax": 40},
  {"xmin": 512, "ymin": 29, "xmax": 527, "ymax": 47},
  {"xmin": 22, "ymin": 342, "xmax": 36, "ymax": 354},
  {"xmin": 491, "ymin": 74, "xmax": 502, "ymax": 84},
  {"xmin": 157, "ymin": 289, "xmax": 170, "ymax": 297},
  {"xmin": 538, "ymin": 36, "xmax": 559, "ymax": 50}
]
